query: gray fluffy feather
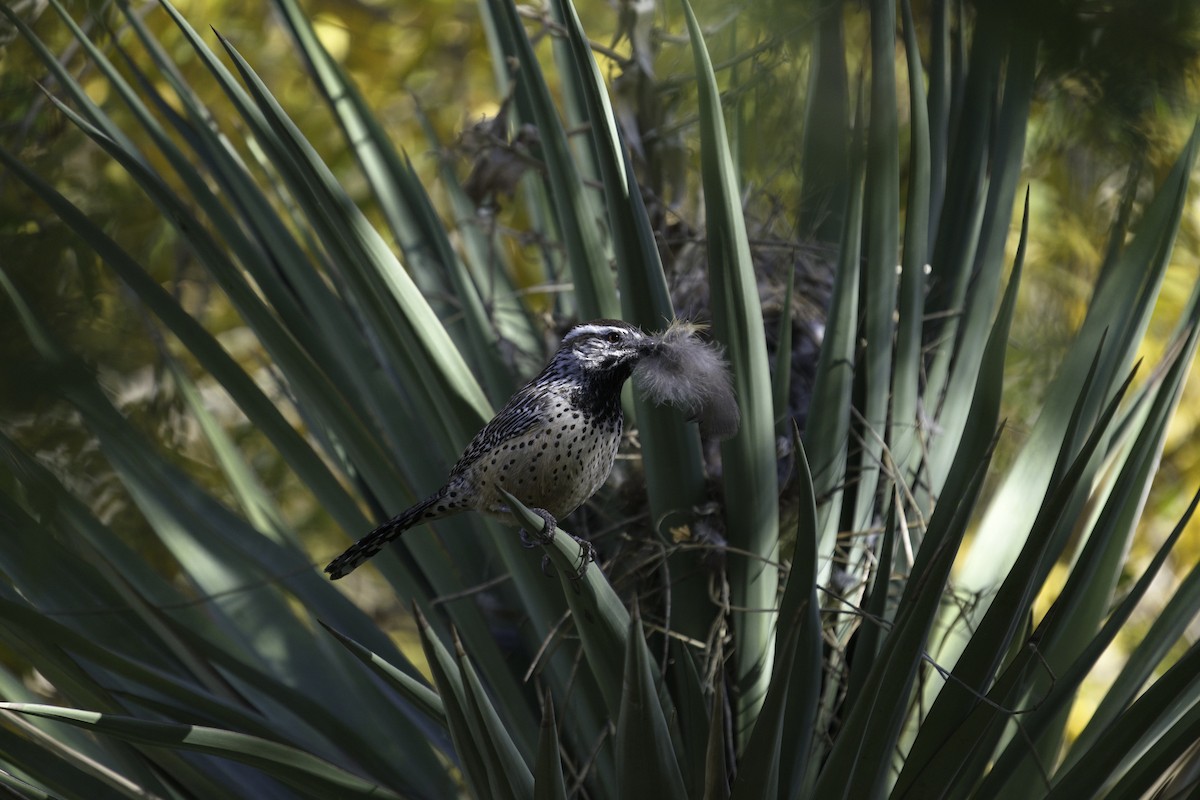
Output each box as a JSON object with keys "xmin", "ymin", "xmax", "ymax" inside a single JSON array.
[{"xmin": 634, "ymin": 321, "xmax": 740, "ymax": 439}]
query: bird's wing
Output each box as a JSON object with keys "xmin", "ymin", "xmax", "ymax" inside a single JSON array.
[{"xmin": 447, "ymin": 383, "xmax": 548, "ymax": 478}]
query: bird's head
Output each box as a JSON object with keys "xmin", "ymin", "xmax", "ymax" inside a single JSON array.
[{"xmin": 557, "ymin": 319, "xmax": 654, "ymax": 377}]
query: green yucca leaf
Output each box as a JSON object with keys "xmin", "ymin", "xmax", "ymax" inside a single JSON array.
[
  {"xmin": 0, "ymin": 4, "xmax": 133, "ymax": 152},
  {"xmin": 729, "ymin": 618, "xmax": 804, "ymax": 800},
  {"xmin": 728, "ymin": 18, "xmax": 745, "ymax": 184},
  {"xmin": 269, "ymin": 0, "xmax": 516, "ymax": 402},
  {"xmin": 0, "ymin": 149, "xmax": 438, "ymax": 678},
  {"xmin": 842, "ymin": 502, "xmax": 896, "ymax": 711},
  {"xmin": 813, "ymin": 433, "xmax": 996, "ymax": 799},
  {"xmin": 902, "ymin": 190, "xmax": 1026, "ymax": 748},
  {"xmin": 163, "ymin": 358, "xmax": 287, "ymax": 539},
  {"xmin": 481, "ymin": 0, "xmax": 620, "ymax": 322},
  {"xmin": 796, "ymin": 0, "xmax": 850, "ymax": 243},
  {"xmin": 500, "ymin": 489, "xmax": 631, "ymax": 715},
  {"xmin": 805, "ymin": 94, "xmax": 864, "ymax": 563},
  {"xmin": 179, "ymin": 30, "xmax": 545, "ymax": 743},
  {"xmin": 904, "ymin": 316, "xmax": 1196, "ymax": 797},
  {"xmin": 703, "ymin": 678, "xmax": 729, "ymax": 800},
  {"xmin": 922, "ymin": 33, "xmax": 1036, "ymax": 504},
  {"xmin": 679, "ymin": 0, "xmax": 780, "ymax": 742},
  {"xmin": 950, "ymin": 27, "xmax": 1035, "ymax": 362},
  {"xmin": 951, "ymin": 120, "xmax": 1199, "ymax": 650},
  {"xmin": 414, "ymin": 107, "xmax": 539, "ymax": 370},
  {"xmin": 615, "ymin": 611, "xmax": 688, "ymax": 799},
  {"xmin": 66, "ymin": 413, "xmax": 339, "ymax": 695},
  {"xmin": 664, "ymin": 638, "xmax": 710, "ymax": 798},
  {"xmin": 0, "ymin": 698, "xmax": 188, "ymax": 800},
  {"xmin": 920, "ymin": 9, "xmax": 1005, "ymax": 475},
  {"xmin": 982, "ymin": 314, "xmax": 1200, "ymax": 797},
  {"xmin": 163, "ymin": 617, "xmax": 448, "ymax": 796},
  {"xmin": 776, "ymin": 438, "xmax": 822, "ymax": 796},
  {"xmin": 4, "ymin": 44, "xmax": 425, "ymax": 534},
  {"xmin": 215, "ymin": 34, "xmax": 490, "ymax": 439},
  {"xmin": 1, "ymin": 779, "xmax": 48, "ymax": 800},
  {"xmin": 471, "ymin": 0, "xmax": 565, "ymax": 316},
  {"xmin": 0, "ymin": 734, "xmax": 98, "ymax": 800},
  {"xmin": 127, "ymin": 1, "xmax": 453, "ymax": 462},
  {"xmin": 902, "ymin": 190, "xmax": 1032, "ymax": 753},
  {"xmin": 0, "ymin": 71, "xmax": 386, "ymax": 546},
  {"xmin": 454, "ymin": 627, "xmax": 534, "ymax": 800},
  {"xmin": 545, "ymin": 0, "xmax": 665, "ymax": 323},
  {"xmin": 891, "ymin": 0, "xmax": 932, "ymax": 488},
  {"xmin": 0, "ymin": 615, "xmax": 113, "ymax": 727},
  {"xmin": 1098, "ymin": 696, "xmax": 1200, "ymax": 800},
  {"xmin": 500, "ymin": 489, "xmax": 626, "ymax": 796},
  {"xmin": 0, "ymin": 623, "xmax": 143, "ymax": 777},
  {"xmin": 545, "ymin": 0, "xmax": 604, "ymax": 204},
  {"xmin": 1068, "ymin": 495, "xmax": 1200, "ymax": 760},
  {"xmin": 0, "ymin": 598, "xmax": 281, "ymax": 746},
  {"xmin": 895, "ymin": 345, "xmax": 1135, "ymax": 798},
  {"xmin": 0, "ymin": 492, "xmax": 186, "ymax": 675},
  {"xmin": 772, "ymin": 264, "xmax": 796, "ymax": 433},
  {"xmin": 318, "ymin": 623, "xmax": 446, "ymax": 725},
  {"xmin": 40, "ymin": 82, "xmax": 420, "ymax": 473},
  {"xmin": 410, "ymin": 11, "xmax": 624, "ymax": 772},
  {"xmin": 9, "ymin": 1, "xmax": 1200, "ymax": 797},
  {"xmin": 533, "ymin": 690, "xmax": 567, "ymax": 800},
  {"xmin": 923, "ymin": 0, "xmax": 1004, "ymax": 337},
  {"xmin": 852, "ymin": 0, "xmax": 900, "ymax": 537},
  {"xmin": 803, "ymin": 92, "xmax": 865, "ymax": 765},
  {"xmin": 0, "ymin": 266, "xmax": 301, "ymax": 615},
  {"xmin": 0, "ymin": 704, "xmax": 405, "ymax": 800},
  {"xmin": 552, "ymin": 0, "xmax": 719, "ymax": 664},
  {"xmin": 0, "ymin": 432, "xmax": 240, "ymax": 667},
  {"xmin": 416, "ymin": 610, "xmax": 492, "ymax": 800},
  {"xmin": 0, "ymin": 271, "xmax": 455, "ymax": 793},
  {"xmin": 926, "ymin": 0, "xmax": 952, "ymax": 232},
  {"xmin": 814, "ymin": 191, "xmax": 1020, "ymax": 793},
  {"xmin": 987, "ymin": 490, "xmax": 1200, "ymax": 799},
  {"xmin": 1041, "ymin": 639, "xmax": 1200, "ymax": 800},
  {"xmin": 0, "ymin": 692, "xmax": 185, "ymax": 798},
  {"xmin": 61, "ymin": 0, "xmax": 393, "ymax": 434}
]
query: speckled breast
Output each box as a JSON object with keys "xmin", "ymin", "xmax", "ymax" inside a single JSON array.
[{"xmin": 467, "ymin": 402, "xmax": 623, "ymax": 522}]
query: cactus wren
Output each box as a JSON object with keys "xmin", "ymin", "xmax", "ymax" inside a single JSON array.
[{"xmin": 325, "ymin": 319, "xmax": 654, "ymax": 580}]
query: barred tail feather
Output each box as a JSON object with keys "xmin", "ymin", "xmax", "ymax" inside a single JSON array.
[{"xmin": 325, "ymin": 489, "xmax": 451, "ymax": 579}]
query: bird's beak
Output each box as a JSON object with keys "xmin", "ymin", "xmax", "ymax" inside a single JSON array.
[{"xmin": 639, "ymin": 336, "xmax": 663, "ymax": 357}]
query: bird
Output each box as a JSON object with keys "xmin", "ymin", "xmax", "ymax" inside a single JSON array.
[{"xmin": 325, "ymin": 319, "xmax": 656, "ymax": 580}]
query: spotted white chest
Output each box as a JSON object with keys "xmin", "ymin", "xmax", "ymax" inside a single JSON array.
[{"xmin": 451, "ymin": 393, "xmax": 624, "ymax": 522}]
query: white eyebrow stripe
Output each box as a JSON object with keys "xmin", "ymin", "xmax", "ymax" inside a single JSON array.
[{"xmin": 564, "ymin": 323, "xmax": 630, "ymax": 341}]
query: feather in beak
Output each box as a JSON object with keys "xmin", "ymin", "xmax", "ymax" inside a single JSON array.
[{"xmin": 633, "ymin": 320, "xmax": 740, "ymax": 439}]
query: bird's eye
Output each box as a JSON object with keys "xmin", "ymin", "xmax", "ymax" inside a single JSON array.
[{"xmin": 606, "ymin": 332, "xmax": 621, "ymax": 343}]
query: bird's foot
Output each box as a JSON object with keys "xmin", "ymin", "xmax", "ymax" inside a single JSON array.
[
  {"xmin": 516, "ymin": 509, "xmax": 593, "ymax": 580},
  {"xmin": 518, "ymin": 508, "xmax": 558, "ymax": 548},
  {"xmin": 569, "ymin": 535, "xmax": 597, "ymax": 581}
]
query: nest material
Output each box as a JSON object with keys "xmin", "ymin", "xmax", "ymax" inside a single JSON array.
[{"xmin": 635, "ymin": 320, "xmax": 740, "ymax": 439}]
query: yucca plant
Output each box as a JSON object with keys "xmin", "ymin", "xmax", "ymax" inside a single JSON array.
[{"xmin": 2, "ymin": 0, "xmax": 1200, "ymax": 798}]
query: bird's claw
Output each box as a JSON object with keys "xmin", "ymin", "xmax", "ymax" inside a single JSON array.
[
  {"xmin": 570, "ymin": 535, "xmax": 597, "ymax": 581},
  {"xmin": 519, "ymin": 508, "xmax": 557, "ymax": 549},
  {"xmin": 517, "ymin": 509, "xmax": 594, "ymax": 581}
]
